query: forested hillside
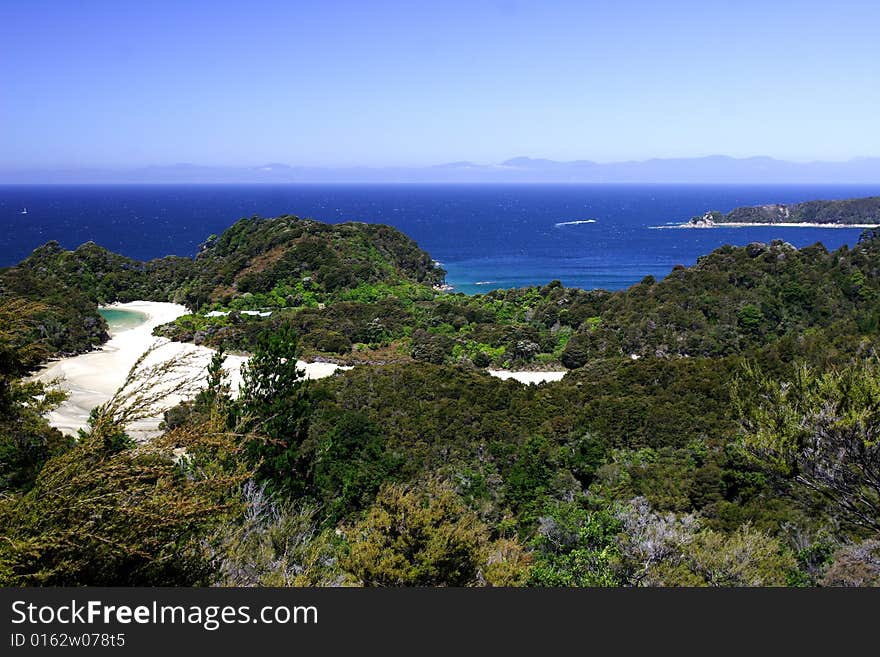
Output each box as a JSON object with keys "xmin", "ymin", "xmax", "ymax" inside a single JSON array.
[
  {"xmin": 690, "ymin": 195, "xmax": 880, "ymax": 225},
  {"xmin": 0, "ymin": 215, "xmax": 447, "ymax": 360},
  {"xmin": 1, "ymin": 218, "xmax": 879, "ymax": 586}
]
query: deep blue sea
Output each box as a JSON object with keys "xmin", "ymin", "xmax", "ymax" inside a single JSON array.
[{"xmin": 2, "ymin": 184, "xmax": 879, "ymax": 294}]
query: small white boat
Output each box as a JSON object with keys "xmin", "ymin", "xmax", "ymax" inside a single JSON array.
[{"xmin": 20, "ymin": 207, "xmax": 27, "ymax": 215}]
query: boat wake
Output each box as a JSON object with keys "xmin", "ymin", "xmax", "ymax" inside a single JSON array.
[{"xmin": 554, "ymin": 219, "xmax": 597, "ymax": 227}]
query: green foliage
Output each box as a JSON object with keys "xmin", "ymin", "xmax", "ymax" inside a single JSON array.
[
  {"xmin": 529, "ymin": 501, "xmax": 623, "ymax": 587},
  {"xmin": 532, "ymin": 497, "xmax": 797, "ymax": 587},
  {"xmin": 209, "ymin": 481, "xmax": 351, "ymax": 586},
  {"xmin": 0, "ymin": 297, "xmax": 76, "ymax": 492},
  {"xmin": 156, "ymin": 260, "xmax": 609, "ymax": 368},
  {"xmin": 561, "ymin": 237, "xmax": 880, "ymax": 362},
  {"xmin": 237, "ymin": 326, "xmax": 311, "ymax": 495},
  {"xmin": 699, "ymin": 196, "xmax": 880, "ymax": 225},
  {"xmin": 0, "ymin": 380, "xmax": 71, "ymax": 492},
  {"xmin": 7, "ymin": 211, "xmax": 880, "ymax": 587},
  {"xmin": 737, "ymin": 304, "xmax": 764, "ymax": 334},
  {"xmin": 82, "ymin": 406, "xmax": 135, "ymax": 454},
  {"xmin": 343, "ymin": 480, "xmax": 492, "ymax": 586},
  {"xmin": 681, "ymin": 525, "xmax": 797, "ymax": 586},
  {"xmin": 306, "ymin": 411, "xmax": 398, "ymax": 523},
  {"xmin": 505, "ymin": 435, "xmax": 555, "ymax": 523},
  {"xmin": 560, "ymin": 334, "xmax": 590, "ymax": 369},
  {"xmin": 305, "ymin": 329, "xmax": 352, "ymax": 354},
  {"xmin": 203, "ymin": 347, "xmax": 231, "ymax": 404},
  {"xmin": 196, "ymin": 215, "xmax": 445, "ymax": 307},
  {"xmin": 734, "ymin": 359, "xmax": 880, "ymax": 534},
  {"xmin": 410, "ymin": 328, "xmax": 451, "ymax": 364},
  {"xmin": 0, "ymin": 266, "xmax": 108, "ymax": 360},
  {"xmin": 0, "ymin": 423, "xmax": 245, "ymax": 585}
]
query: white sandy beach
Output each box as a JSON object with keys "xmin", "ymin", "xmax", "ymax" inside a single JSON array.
[
  {"xmin": 656, "ymin": 222, "xmax": 880, "ymax": 230},
  {"xmin": 31, "ymin": 301, "xmax": 566, "ymax": 437},
  {"xmin": 32, "ymin": 301, "xmax": 350, "ymax": 439},
  {"xmin": 486, "ymin": 370, "xmax": 567, "ymax": 384}
]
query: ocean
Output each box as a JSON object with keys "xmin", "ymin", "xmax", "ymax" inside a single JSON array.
[{"xmin": 2, "ymin": 183, "xmax": 879, "ymax": 294}]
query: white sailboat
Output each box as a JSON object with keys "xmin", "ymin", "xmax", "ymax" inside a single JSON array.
[{"xmin": 20, "ymin": 207, "xmax": 28, "ymax": 215}]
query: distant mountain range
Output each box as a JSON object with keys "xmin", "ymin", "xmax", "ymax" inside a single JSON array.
[{"xmin": 4, "ymin": 156, "xmax": 880, "ymax": 184}]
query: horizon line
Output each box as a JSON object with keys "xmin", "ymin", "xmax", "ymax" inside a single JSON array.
[{"xmin": 4, "ymin": 153, "xmax": 880, "ymax": 172}]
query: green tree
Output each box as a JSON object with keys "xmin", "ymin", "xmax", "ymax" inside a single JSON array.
[
  {"xmin": 237, "ymin": 325, "xmax": 312, "ymax": 494},
  {"xmin": 683, "ymin": 525, "xmax": 796, "ymax": 586},
  {"xmin": 308, "ymin": 411, "xmax": 395, "ymax": 523},
  {"xmin": 344, "ymin": 480, "xmax": 491, "ymax": 586},
  {"xmin": 0, "ymin": 422, "xmax": 245, "ymax": 586},
  {"xmin": 733, "ymin": 360, "xmax": 880, "ymax": 533},
  {"xmin": 529, "ymin": 501, "xmax": 623, "ymax": 587},
  {"xmin": 202, "ymin": 347, "xmax": 231, "ymax": 404},
  {"xmin": 0, "ymin": 379, "xmax": 70, "ymax": 492},
  {"xmin": 737, "ymin": 304, "xmax": 764, "ymax": 335},
  {"xmin": 505, "ymin": 435, "xmax": 554, "ymax": 522},
  {"xmin": 560, "ymin": 334, "xmax": 590, "ymax": 369},
  {"xmin": 615, "ymin": 497, "xmax": 796, "ymax": 586}
]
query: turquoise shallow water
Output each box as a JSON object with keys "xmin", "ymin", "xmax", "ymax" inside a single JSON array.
[{"xmin": 98, "ymin": 307, "xmax": 148, "ymax": 333}]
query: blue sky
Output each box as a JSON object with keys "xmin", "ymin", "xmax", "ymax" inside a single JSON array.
[{"xmin": 2, "ymin": 0, "xmax": 879, "ymax": 168}]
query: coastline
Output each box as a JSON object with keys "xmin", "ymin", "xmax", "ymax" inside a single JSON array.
[
  {"xmin": 32, "ymin": 300, "xmax": 573, "ymax": 437},
  {"xmin": 32, "ymin": 301, "xmax": 350, "ymax": 439},
  {"xmin": 655, "ymin": 222, "xmax": 880, "ymax": 230},
  {"xmin": 32, "ymin": 298, "xmax": 573, "ymax": 437}
]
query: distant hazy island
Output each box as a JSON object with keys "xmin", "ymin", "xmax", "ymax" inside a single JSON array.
[
  {"xmin": 686, "ymin": 195, "xmax": 880, "ymax": 228},
  {"xmin": 7, "ymin": 155, "xmax": 880, "ymax": 184}
]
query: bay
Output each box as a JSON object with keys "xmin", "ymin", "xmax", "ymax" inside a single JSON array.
[{"xmin": 3, "ymin": 183, "xmax": 879, "ymax": 294}]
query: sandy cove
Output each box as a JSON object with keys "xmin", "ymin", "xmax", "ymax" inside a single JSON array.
[
  {"xmin": 32, "ymin": 301, "xmax": 350, "ymax": 439},
  {"xmin": 32, "ymin": 301, "xmax": 568, "ymax": 438}
]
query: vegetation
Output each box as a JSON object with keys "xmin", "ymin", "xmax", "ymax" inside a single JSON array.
[
  {"xmin": 735, "ymin": 360, "xmax": 880, "ymax": 534},
  {"xmin": 690, "ymin": 195, "xmax": 880, "ymax": 226},
  {"xmin": 0, "ymin": 416, "xmax": 245, "ymax": 585},
  {"xmin": 2, "ymin": 215, "xmax": 880, "ymax": 586}
]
